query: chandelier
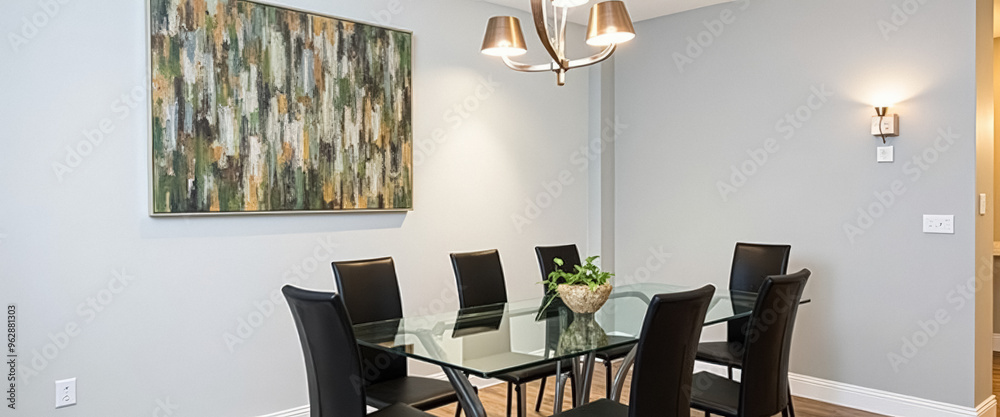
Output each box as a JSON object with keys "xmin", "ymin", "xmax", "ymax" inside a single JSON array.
[{"xmin": 480, "ymin": 0, "xmax": 636, "ymax": 86}]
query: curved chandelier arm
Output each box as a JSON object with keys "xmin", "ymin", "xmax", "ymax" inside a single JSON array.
[
  {"xmin": 566, "ymin": 44, "xmax": 617, "ymax": 69},
  {"xmin": 501, "ymin": 43, "xmax": 616, "ymax": 73},
  {"xmin": 530, "ymin": 0, "xmax": 566, "ymax": 69},
  {"xmin": 501, "ymin": 56, "xmax": 557, "ymax": 72}
]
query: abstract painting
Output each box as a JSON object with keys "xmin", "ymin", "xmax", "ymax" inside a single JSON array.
[{"xmin": 148, "ymin": 0, "xmax": 412, "ymax": 214}]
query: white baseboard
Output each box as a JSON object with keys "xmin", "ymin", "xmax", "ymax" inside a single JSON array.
[
  {"xmin": 789, "ymin": 373, "xmax": 991, "ymax": 417},
  {"xmin": 993, "ymin": 333, "xmax": 1000, "ymax": 351},
  {"xmin": 261, "ymin": 368, "xmax": 995, "ymax": 417},
  {"xmin": 691, "ymin": 362, "xmax": 989, "ymax": 417}
]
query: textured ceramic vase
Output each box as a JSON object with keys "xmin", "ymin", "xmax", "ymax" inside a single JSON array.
[
  {"xmin": 556, "ymin": 313, "xmax": 609, "ymax": 356},
  {"xmin": 556, "ymin": 283, "xmax": 612, "ymax": 314}
]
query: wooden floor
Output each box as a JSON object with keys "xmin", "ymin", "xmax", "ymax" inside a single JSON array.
[
  {"xmin": 429, "ymin": 362, "xmax": 885, "ymax": 417},
  {"xmin": 994, "ymin": 352, "xmax": 1000, "ymax": 396}
]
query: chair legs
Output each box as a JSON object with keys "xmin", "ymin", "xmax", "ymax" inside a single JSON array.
[
  {"xmin": 535, "ymin": 377, "xmax": 547, "ymax": 412},
  {"xmin": 500, "ymin": 369, "xmax": 587, "ymax": 416},
  {"xmin": 604, "ymin": 359, "xmax": 613, "ymax": 398},
  {"xmin": 452, "ymin": 385, "xmax": 477, "ymax": 417},
  {"xmin": 787, "ymin": 385, "xmax": 796, "ymax": 417},
  {"xmin": 515, "ymin": 383, "xmax": 527, "ymax": 417},
  {"xmin": 506, "ymin": 383, "xmax": 513, "ymax": 417},
  {"xmin": 569, "ymin": 372, "xmax": 578, "ymax": 405},
  {"xmin": 503, "ymin": 382, "xmax": 528, "ymax": 417},
  {"xmin": 719, "ymin": 365, "xmax": 796, "ymax": 417}
]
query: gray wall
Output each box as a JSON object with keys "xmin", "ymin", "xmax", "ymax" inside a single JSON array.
[
  {"xmin": 614, "ymin": 0, "xmax": 978, "ymax": 407},
  {"xmin": 0, "ymin": 0, "xmax": 592, "ymax": 415},
  {"xmin": 973, "ymin": 0, "xmax": 993, "ymax": 404}
]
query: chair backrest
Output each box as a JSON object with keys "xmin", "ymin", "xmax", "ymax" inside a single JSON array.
[
  {"xmin": 629, "ymin": 285, "xmax": 715, "ymax": 417},
  {"xmin": 282, "ymin": 286, "xmax": 367, "ymax": 417},
  {"xmin": 534, "ymin": 244, "xmax": 582, "ymax": 296},
  {"xmin": 450, "ymin": 249, "xmax": 508, "ymax": 308},
  {"xmin": 332, "ymin": 257, "xmax": 404, "ymax": 323},
  {"xmin": 535, "ymin": 245, "xmax": 581, "ymax": 350},
  {"xmin": 331, "ymin": 257, "xmax": 407, "ymax": 383},
  {"xmin": 727, "ymin": 243, "xmax": 791, "ymax": 344},
  {"xmin": 737, "ymin": 269, "xmax": 810, "ymax": 417}
]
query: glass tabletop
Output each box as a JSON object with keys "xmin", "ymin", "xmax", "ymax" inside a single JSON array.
[{"xmin": 352, "ymin": 283, "xmax": 800, "ymax": 379}]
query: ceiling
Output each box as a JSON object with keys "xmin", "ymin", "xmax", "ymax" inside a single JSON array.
[{"xmin": 479, "ymin": 0, "xmax": 733, "ymax": 25}]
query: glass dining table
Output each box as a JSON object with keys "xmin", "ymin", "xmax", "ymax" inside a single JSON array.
[{"xmin": 352, "ymin": 283, "xmax": 809, "ymax": 417}]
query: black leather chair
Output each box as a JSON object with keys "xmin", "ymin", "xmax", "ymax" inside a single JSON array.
[
  {"xmin": 451, "ymin": 249, "xmax": 574, "ymax": 417},
  {"xmin": 535, "ymin": 244, "xmax": 635, "ymax": 400},
  {"xmin": 690, "ymin": 269, "xmax": 810, "ymax": 417},
  {"xmin": 549, "ymin": 285, "xmax": 716, "ymax": 417},
  {"xmin": 332, "ymin": 258, "xmax": 465, "ymax": 415},
  {"xmin": 282, "ymin": 285, "xmax": 433, "ymax": 417},
  {"xmin": 696, "ymin": 243, "xmax": 791, "ymax": 373},
  {"xmin": 695, "ymin": 243, "xmax": 792, "ymax": 413}
]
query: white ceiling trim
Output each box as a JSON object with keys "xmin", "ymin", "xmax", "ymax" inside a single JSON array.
[{"xmin": 478, "ymin": 0, "xmax": 734, "ymax": 25}]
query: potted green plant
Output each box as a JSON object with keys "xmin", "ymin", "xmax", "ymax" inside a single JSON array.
[{"xmin": 541, "ymin": 256, "xmax": 614, "ymax": 314}]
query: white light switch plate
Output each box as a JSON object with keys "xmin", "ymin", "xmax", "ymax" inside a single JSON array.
[
  {"xmin": 877, "ymin": 146, "xmax": 893, "ymax": 162},
  {"xmin": 923, "ymin": 215, "xmax": 954, "ymax": 234},
  {"xmin": 55, "ymin": 378, "xmax": 76, "ymax": 408}
]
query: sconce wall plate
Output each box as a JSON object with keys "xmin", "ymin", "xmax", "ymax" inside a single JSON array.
[
  {"xmin": 871, "ymin": 114, "xmax": 899, "ymax": 136},
  {"xmin": 871, "ymin": 106, "xmax": 899, "ymax": 144}
]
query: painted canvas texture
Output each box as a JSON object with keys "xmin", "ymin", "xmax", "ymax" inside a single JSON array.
[{"xmin": 149, "ymin": 0, "xmax": 413, "ymax": 214}]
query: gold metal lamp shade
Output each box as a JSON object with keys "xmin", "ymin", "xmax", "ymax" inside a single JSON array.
[
  {"xmin": 481, "ymin": 16, "xmax": 527, "ymax": 57},
  {"xmin": 478, "ymin": 0, "xmax": 635, "ymax": 85},
  {"xmin": 586, "ymin": 1, "xmax": 636, "ymax": 46}
]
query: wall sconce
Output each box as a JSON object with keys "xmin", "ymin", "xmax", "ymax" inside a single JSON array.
[{"xmin": 871, "ymin": 106, "xmax": 899, "ymax": 144}]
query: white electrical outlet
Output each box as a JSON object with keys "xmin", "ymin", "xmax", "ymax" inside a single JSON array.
[
  {"xmin": 55, "ymin": 378, "xmax": 76, "ymax": 408},
  {"xmin": 877, "ymin": 146, "xmax": 893, "ymax": 162},
  {"xmin": 923, "ymin": 215, "xmax": 954, "ymax": 234}
]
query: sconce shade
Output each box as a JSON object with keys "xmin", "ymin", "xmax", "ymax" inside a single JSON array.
[
  {"xmin": 481, "ymin": 16, "xmax": 528, "ymax": 57},
  {"xmin": 586, "ymin": 1, "xmax": 636, "ymax": 46}
]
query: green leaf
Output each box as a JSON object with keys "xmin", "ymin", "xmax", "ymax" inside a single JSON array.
[{"xmin": 538, "ymin": 254, "xmax": 613, "ymax": 294}]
